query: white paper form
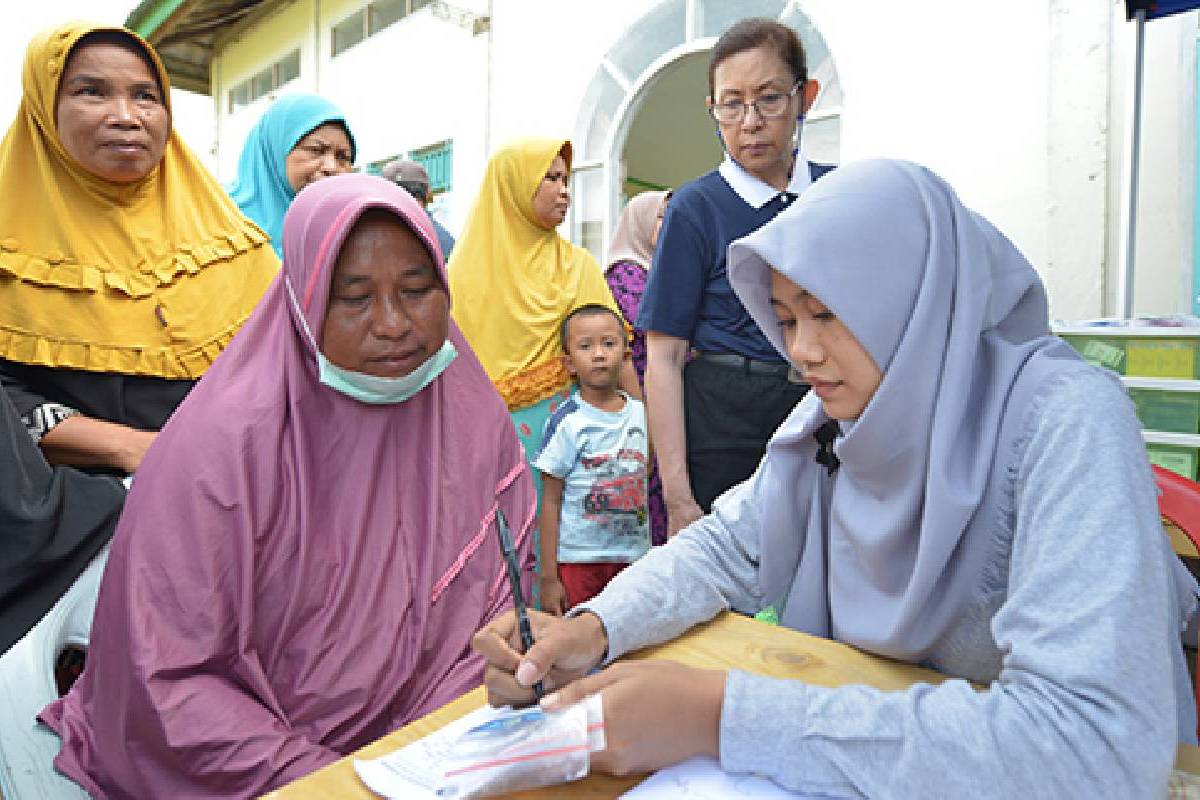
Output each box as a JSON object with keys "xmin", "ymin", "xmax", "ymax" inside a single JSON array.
[
  {"xmin": 354, "ymin": 705, "xmax": 503, "ymax": 799},
  {"xmin": 621, "ymin": 757, "xmax": 834, "ymax": 799}
]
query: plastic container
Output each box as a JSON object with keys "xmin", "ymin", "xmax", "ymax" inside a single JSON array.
[
  {"xmin": 1128, "ymin": 388, "xmax": 1200, "ymax": 434},
  {"xmin": 1124, "ymin": 337, "xmax": 1200, "ymax": 379},
  {"xmin": 1060, "ymin": 334, "xmax": 1125, "ymax": 374},
  {"xmin": 1058, "ymin": 326, "xmax": 1200, "ymax": 378},
  {"xmin": 1146, "ymin": 443, "xmax": 1199, "ymax": 481}
]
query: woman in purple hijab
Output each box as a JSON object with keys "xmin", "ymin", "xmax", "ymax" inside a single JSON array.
[{"xmin": 40, "ymin": 174, "xmax": 536, "ymax": 798}]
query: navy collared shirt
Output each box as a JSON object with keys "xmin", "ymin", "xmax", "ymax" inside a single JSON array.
[{"xmin": 637, "ymin": 159, "xmax": 833, "ymax": 361}]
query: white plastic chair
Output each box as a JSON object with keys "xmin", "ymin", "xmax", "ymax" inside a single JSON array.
[{"xmin": 0, "ymin": 545, "xmax": 108, "ymax": 799}]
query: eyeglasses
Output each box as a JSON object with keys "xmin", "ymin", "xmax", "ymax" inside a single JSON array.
[{"xmin": 709, "ymin": 82, "xmax": 802, "ymax": 125}]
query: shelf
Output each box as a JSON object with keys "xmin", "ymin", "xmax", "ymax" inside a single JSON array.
[
  {"xmin": 1143, "ymin": 431, "xmax": 1200, "ymax": 447},
  {"xmin": 1121, "ymin": 377, "xmax": 1200, "ymax": 392},
  {"xmin": 1054, "ymin": 326, "xmax": 1200, "ymax": 338}
]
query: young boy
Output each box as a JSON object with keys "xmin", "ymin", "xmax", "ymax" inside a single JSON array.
[{"xmin": 534, "ymin": 304, "xmax": 652, "ymax": 614}]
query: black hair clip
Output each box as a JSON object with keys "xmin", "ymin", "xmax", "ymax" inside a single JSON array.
[{"xmin": 813, "ymin": 421, "xmax": 840, "ymax": 476}]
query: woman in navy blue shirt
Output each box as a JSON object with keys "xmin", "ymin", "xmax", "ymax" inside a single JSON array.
[{"xmin": 638, "ymin": 18, "xmax": 829, "ymax": 535}]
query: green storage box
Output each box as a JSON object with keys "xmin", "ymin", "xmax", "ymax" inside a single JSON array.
[
  {"xmin": 1146, "ymin": 443, "xmax": 1199, "ymax": 481},
  {"xmin": 1124, "ymin": 337, "xmax": 1200, "ymax": 379},
  {"xmin": 1127, "ymin": 389, "xmax": 1200, "ymax": 434},
  {"xmin": 1061, "ymin": 334, "xmax": 1125, "ymax": 373}
]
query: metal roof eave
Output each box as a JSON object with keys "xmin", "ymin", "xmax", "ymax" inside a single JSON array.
[
  {"xmin": 126, "ymin": 0, "xmax": 191, "ymax": 39},
  {"xmin": 124, "ymin": 0, "xmax": 286, "ymax": 96}
]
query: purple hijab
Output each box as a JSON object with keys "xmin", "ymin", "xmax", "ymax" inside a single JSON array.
[{"xmin": 41, "ymin": 174, "xmax": 536, "ymax": 798}]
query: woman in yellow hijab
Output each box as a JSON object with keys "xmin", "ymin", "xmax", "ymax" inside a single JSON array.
[
  {"xmin": 0, "ymin": 24, "xmax": 277, "ymax": 798},
  {"xmin": 448, "ymin": 138, "xmax": 636, "ymax": 498},
  {"xmin": 0, "ymin": 23, "xmax": 277, "ymax": 477}
]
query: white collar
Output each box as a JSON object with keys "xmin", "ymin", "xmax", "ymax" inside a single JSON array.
[{"xmin": 718, "ymin": 153, "xmax": 812, "ymax": 209}]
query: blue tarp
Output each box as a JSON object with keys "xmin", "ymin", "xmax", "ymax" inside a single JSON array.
[{"xmin": 1125, "ymin": 1, "xmax": 1200, "ymax": 21}]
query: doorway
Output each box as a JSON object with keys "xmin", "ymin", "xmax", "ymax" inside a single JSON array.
[
  {"xmin": 622, "ymin": 51, "xmax": 720, "ymax": 199},
  {"xmin": 569, "ymin": 0, "xmax": 842, "ymax": 263}
]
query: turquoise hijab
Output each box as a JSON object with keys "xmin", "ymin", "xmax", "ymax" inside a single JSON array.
[{"xmin": 227, "ymin": 94, "xmax": 356, "ymax": 257}]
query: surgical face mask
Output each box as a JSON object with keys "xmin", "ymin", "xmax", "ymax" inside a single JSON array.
[
  {"xmin": 285, "ymin": 275, "xmax": 456, "ymax": 405},
  {"xmin": 316, "ymin": 340, "xmax": 457, "ymax": 404}
]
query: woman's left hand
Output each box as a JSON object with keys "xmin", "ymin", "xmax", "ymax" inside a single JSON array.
[{"xmin": 540, "ymin": 660, "xmax": 726, "ymax": 776}]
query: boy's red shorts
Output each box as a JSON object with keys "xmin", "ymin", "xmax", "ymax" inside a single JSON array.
[{"xmin": 558, "ymin": 562, "xmax": 630, "ymax": 608}]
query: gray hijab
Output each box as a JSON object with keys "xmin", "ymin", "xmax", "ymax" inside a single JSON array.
[{"xmin": 726, "ymin": 159, "xmax": 1072, "ymax": 660}]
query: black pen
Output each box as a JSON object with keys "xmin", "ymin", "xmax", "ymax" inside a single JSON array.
[{"xmin": 494, "ymin": 508, "xmax": 545, "ymax": 701}]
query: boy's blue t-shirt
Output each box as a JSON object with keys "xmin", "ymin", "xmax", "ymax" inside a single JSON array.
[{"xmin": 534, "ymin": 391, "xmax": 651, "ymax": 564}]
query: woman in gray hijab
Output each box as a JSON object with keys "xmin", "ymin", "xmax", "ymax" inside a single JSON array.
[{"xmin": 473, "ymin": 159, "xmax": 1197, "ymax": 797}]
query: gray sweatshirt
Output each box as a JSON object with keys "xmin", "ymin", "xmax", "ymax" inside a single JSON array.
[{"xmin": 581, "ymin": 366, "xmax": 1196, "ymax": 798}]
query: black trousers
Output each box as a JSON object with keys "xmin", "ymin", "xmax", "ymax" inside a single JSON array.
[{"xmin": 683, "ymin": 356, "xmax": 808, "ymax": 511}]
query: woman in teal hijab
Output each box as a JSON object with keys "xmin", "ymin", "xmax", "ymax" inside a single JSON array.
[{"xmin": 228, "ymin": 94, "xmax": 356, "ymax": 256}]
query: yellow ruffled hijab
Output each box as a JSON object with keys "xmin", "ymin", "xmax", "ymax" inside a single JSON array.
[
  {"xmin": 447, "ymin": 137, "xmax": 619, "ymax": 410},
  {"xmin": 0, "ymin": 22, "xmax": 278, "ymax": 380}
]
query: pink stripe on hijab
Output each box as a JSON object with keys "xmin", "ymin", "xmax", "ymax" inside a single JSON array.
[{"xmin": 41, "ymin": 174, "xmax": 536, "ymax": 799}]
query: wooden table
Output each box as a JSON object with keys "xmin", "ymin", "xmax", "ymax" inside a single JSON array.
[
  {"xmin": 265, "ymin": 611, "xmax": 1200, "ymax": 798},
  {"xmin": 1166, "ymin": 520, "xmax": 1200, "ymax": 559}
]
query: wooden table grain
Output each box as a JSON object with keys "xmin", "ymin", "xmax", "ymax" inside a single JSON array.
[
  {"xmin": 263, "ymin": 611, "xmax": 1200, "ymax": 798},
  {"xmin": 1166, "ymin": 520, "xmax": 1200, "ymax": 559}
]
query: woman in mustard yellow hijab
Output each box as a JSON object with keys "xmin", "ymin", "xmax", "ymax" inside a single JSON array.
[
  {"xmin": 447, "ymin": 138, "xmax": 636, "ymax": 499},
  {"xmin": 0, "ymin": 24, "xmax": 277, "ymax": 798},
  {"xmin": 0, "ymin": 23, "xmax": 277, "ymax": 477}
]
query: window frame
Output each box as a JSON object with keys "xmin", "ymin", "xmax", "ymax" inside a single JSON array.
[
  {"xmin": 227, "ymin": 48, "xmax": 303, "ymax": 113},
  {"xmin": 331, "ymin": 0, "xmax": 431, "ymax": 58}
]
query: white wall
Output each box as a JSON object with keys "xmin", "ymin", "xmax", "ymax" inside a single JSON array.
[
  {"xmin": 806, "ymin": 0, "xmax": 1197, "ymax": 319},
  {"xmin": 485, "ymin": 0, "xmax": 1120, "ymax": 318},
  {"xmin": 213, "ymin": 0, "xmax": 489, "ymax": 233},
  {"xmin": 318, "ymin": 1, "xmax": 490, "ymax": 233},
  {"xmin": 214, "ymin": 0, "xmax": 317, "ymax": 180},
  {"xmin": 1107, "ymin": 5, "xmax": 1198, "ymax": 316},
  {"xmin": 487, "ymin": 0, "xmax": 655, "ymax": 148},
  {"xmin": 799, "ymin": 0, "xmax": 1098, "ymax": 318},
  {"xmin": 171, "ymin": 88, "xmax": 217, "ymax": 173},
  {"xmin": 748, "ymin": 0, "xmax": 1194, "ymax": 320},
  {"xmin": 1046, "ymin": 1, "xmax": 1110, "ymax": 319},
  {"xmin": 205, "ymin": 0, "xmax": 1197, "ymax": 318}
]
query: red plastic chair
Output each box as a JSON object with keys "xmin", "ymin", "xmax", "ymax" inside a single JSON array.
[
  {"xmin": 1152, "ymin": 464, "xmax": 1200, "ymax": 738},
  {"xmin": 1155, "ymin": 465, "xmax": 1200, "ymax": 558}
]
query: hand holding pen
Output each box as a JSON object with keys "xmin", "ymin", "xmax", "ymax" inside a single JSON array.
[
  {"xmin": 494, "ymin": 508, "xmax": 545, "ymax": 700},
  {"xmin": 476, "ymin": 510, "xmax": 611, "ymax": 708}
]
